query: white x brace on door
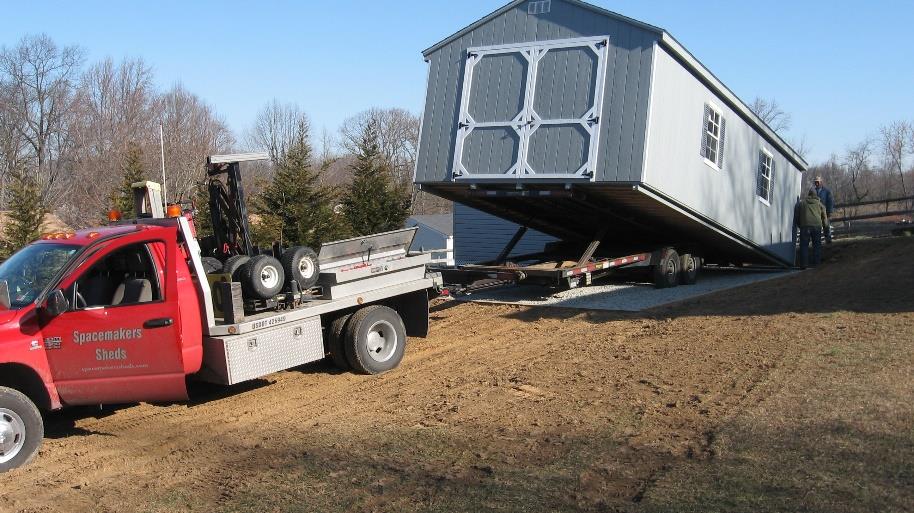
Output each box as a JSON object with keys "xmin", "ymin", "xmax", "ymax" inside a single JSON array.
[{"xmin": 452, "ymin": 35, "xmax": 609, "ymax": 181}]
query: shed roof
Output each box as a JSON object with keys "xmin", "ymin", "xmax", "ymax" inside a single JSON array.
[
  {"xmin": 422, "ymin": 0, "xmax": 808, "ymax": 171},
  {"xmin": 407, "ymin": 214, "xmax": 453, "ymax": 237}
]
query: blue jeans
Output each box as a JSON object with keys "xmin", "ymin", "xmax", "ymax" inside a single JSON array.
[{"xmin": 799, "ymin": 227, "xmax": 822, "ymax": 267}]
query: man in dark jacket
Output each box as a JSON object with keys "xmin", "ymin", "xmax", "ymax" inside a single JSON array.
[
  {"xmin": 814, "ymin": 176, "xmax": 835, "ymax": 243},
  {"xmin": 795, "ymin": 189, "xmax": 829, "ymax": 268}
]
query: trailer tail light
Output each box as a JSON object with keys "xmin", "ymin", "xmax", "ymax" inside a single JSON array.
[
  {"xmin": 166, "ymin": 204, "xmax": 182, "ymax": 218},
  {"xmin": 108, "ymin": 209, "xmax": 122, "ymax": 222}
]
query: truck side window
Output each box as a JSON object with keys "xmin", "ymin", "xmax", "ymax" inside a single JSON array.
[{"xmin": 72, "ymin": 242, "xmax": 162, "ymax": 308}]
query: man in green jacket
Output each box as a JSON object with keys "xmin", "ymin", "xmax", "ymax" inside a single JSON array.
[{"xmin": 795, "ymin": 189, "xmax": 829, "ymax": 268}]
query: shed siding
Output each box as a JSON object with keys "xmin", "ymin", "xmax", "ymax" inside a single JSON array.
[
  {"xmin": 415, "ymin": 0, "xmax": 657, "ymax": 184},
  {"xmin": 453, "ymin": 203, "xmax": 556, "ymax": 264},
  {"xmin": 642, "ymin": 46, "xmax": 803, "ymax": 263}
]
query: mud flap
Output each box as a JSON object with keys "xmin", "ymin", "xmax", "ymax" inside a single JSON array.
[{"xmin": 386, "ymin": 289, "xmax": 430, "ymax": 338}]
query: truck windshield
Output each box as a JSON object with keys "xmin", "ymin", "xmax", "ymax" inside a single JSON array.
[{"xmin": 0, "ymin": 243, "xmax": 79, "ymax": 308}]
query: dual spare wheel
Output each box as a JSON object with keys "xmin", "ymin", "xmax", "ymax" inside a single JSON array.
[{"xmin": 222, "ymin": 246, "xmax": 320, "ymax": 301}]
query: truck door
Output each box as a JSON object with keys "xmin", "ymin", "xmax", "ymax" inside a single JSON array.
[{"xmin": 41, "ymin": 232, "xmax": 189, "ymax": 406}]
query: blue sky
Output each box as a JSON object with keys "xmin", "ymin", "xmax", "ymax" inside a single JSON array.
[{"xmin": 3, "ymin": 0, "xmax": 912, "ymax": 164}]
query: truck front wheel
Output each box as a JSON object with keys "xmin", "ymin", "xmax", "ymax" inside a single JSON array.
[
  {"xmin": 0, "ymin": 387, "xmax": 43, "ymax": 473},
  {"xmin": 343, "ymin": 306, "xmax": 407, "ymax": 375}
]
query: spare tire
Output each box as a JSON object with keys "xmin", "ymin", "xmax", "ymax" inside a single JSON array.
[
  {"xmin": 240, "ymin": 255, "xmax": 285, "ymax": 300},
  {"xmin": 281, "ymin": 246, "xmax": 320, "ymax": 291},
  {"xmin": 222, "ymin": 255, "xmax": 250, "ymax": 281}
]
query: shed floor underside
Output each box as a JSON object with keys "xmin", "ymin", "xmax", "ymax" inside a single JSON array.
[{"xmin": 419, "ymin": 182, "xmax": 789, "ymax": 267}]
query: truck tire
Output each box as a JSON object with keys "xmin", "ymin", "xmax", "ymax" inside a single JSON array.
[
  {"xmin": 222, "ymin": 255, "xmax": 250, "ymax": 281},
  {"xmin": 327, "ymin": 313, "xmax": 352, "ymax": 371},
  {"xmin": 240, "ymin": 255, "xmax": 285, "ymax": 300},
  {"xmin": 281, "ymin": 246, "xmax": 320, "ymax": 291},
  {"xmin": 0, "ymin": 387, "xmax": 43, "ymax": 473},
  {"xmin": 679, "ymin": 253, "xmax": 699, "ymax": 285},
  {"xmin": 652, "ymin": 248, "xmax": 680, "ymax": 289},
  {"xmin": 201, "ymin": 257, "xmax": 223, "ymax": 274},
  {"xmin": 343, "ymin": 305, "xmax": 406, "ymax": 375}
]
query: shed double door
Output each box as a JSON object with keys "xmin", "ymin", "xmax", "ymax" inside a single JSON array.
[{"xmin": 452, "ymin": 35, "xmax": 610, "ymax": 180}]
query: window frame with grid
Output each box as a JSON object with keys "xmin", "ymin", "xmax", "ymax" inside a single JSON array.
[
  {"xmin": 757, "ymin": 149, "xmax": 774, "ymax": 205},
  {"xmin": 701, "ymin": 103, "xmax": 725, "ymax": 170}
]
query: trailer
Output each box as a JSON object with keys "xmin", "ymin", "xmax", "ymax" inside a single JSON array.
[
  {"xmin": 0, "ymin": 155, "xmax": 441, "ymax": 472},
  {"xmin": 414, "ymin": 0, "xmax": 808, "ymax": 289}
]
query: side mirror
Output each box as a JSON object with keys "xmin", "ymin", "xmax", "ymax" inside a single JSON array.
[{"xmin": 44, "ymin": 289, "xmax": 69, "ymax": 317}]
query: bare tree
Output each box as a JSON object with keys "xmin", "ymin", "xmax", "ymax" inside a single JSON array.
[
  {"xmin": 844, "ymin": 139, "xmax": 874, "ymax": 206},
  {"xmin": 0, "ymin": 34, "xmax": 85, "ymax": 206},
  {"xmin": 158, "ymin": 84, "xmax": 234, "ymax": 204},
  {"xmin": 750, "ymin": 97, "xmax": 792, "ymax": 134},
  {"xmin": 65, "ymin": 57, "xmax": 158, "ymax": 223},
  {"xmin": 879, "ymin": 120, "xmax": 912, "ymax": 204},
  {"xmin": 246, "ymin": 100, "xmax": 310, "ymax": 163},
  {"xmin": 339, "ymin": 107, "xmax": 419, "ymax": 188}
]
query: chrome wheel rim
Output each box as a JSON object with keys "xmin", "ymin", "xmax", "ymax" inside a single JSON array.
[
  {"xmin": 261, "ymin": 265, "xmax": 280, "ymax": 289},
  {"xmin": 298, "ymin": 257, "xmax": 315, "ymax": 279},
  {"xmin": 365, "ymin": 320, "xmax": 398, "ymax": 363},
  {"xmin": 0, "ymin": 408, "xmax": 26, "ymax": 464}
]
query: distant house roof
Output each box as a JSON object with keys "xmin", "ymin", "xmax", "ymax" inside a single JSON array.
[
  {"xmin": 421, "ymin": 0, "xmax": 808, "ymax": 171},
  {"xmin": 407, "ymin": 214, "xmax": 453, "ymax": 237}
]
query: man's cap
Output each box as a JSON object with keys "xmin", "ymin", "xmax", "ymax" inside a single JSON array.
[{"xmin": 814, "ymin": 176, "xmax": 823, "ymax": 182}]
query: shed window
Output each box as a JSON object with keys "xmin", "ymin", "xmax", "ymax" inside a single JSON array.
[
  {"xmin": 757, "ymin": 150, "xmax": 774, "ymax": 204},
  {"xmin": 701, "ymin": 103, "xmax": 725, "ymax": 169}
]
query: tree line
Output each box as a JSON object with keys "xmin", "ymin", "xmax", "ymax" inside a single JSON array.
[{"xmin": 0, "ymin": 34, "xmax": 447, "ymax": 257}]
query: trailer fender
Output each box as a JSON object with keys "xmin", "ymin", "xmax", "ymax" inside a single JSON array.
[{"xmin": 384, "ymin": 289, "xmax": 430, "ymax": 338}]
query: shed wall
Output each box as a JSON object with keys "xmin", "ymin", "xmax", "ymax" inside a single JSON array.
[
  {"xmin": 453, "ymin": 203, "xmax": 556, "ymax": 264},
  {"xmin": 642, "ymin": 46, "xmax": 803, "ymax": 263},
  {"xmin": 415, "ymin": 0, "xmax": 658, "ymax": 184}
]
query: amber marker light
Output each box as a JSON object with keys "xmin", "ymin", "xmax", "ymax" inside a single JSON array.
[
  {"xmin": 166, "ymin": 204, "xmax": 182, "ymax": 218},
  {"xmin": 108, "ymin": 209, "xmax": 122, "ymax": 222}
]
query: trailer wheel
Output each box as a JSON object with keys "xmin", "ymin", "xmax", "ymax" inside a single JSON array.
[
  {"xmin": 343, "ymin": 305, "xmax": 406, "ymax": 375},
  {"xmin": 223, "ymin": 255, "xmax": 250, "ymax": 280},
  {"xmin": 652, "ymin": 248, "xmax": 680, "ymax": 288},
  {"xmin": 240, "ymin": 255, "xmax": 286, "ymax": 300},
  {"xmin": 679, "ymin": 253, "xmax": 699, "ymax": 285},
  {"xmin": 0, "ymin": 387, "xmax": 43, "ymax": 473},
  {"xmin": 326, "ymin": 313, "xmax": 352, "ymax": 371},
  {"xmin": 281, "ymin": 246, "xmax": 320, "ymax": 291},
  {"xmin": 201, "ymin": 257, "xmax": 223, "ymax": 274}
]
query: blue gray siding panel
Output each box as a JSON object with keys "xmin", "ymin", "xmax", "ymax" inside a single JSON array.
[
  {"xmin": 415, "ymin": 0, "xmax": 658, "ymax": 184},
  {"xmin": 453, "ymin": 203, "xmax": 557, "ymax": 264}
]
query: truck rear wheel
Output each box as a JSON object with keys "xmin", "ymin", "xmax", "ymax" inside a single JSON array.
[
  {"xmin": 679, "ymin": 253, "xmax": 700, "ymax": 285},
  {"xmin": 343, "ymin": 305, "xmax": 406, "ymax": 375},
  {"xmin": 652, "ymin": 248, "xmax": 680, "ymax": 289},
  {"xmin": 0, "ymin": 387, "xmax": 43, "ymax": 473},
  {"xmin": 327, "ymin": 313, "xmax": 352, "ymax": 371},
  {"xmin": 281, "ymin": 246, "xmax": 320, "ymax": 291},
  {"xmin": 240, "ymin": 255, "xmax": 286, "ymax": 300}
]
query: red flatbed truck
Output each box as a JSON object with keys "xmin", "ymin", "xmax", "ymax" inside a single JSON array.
[{"xmin": 0, "ymin": 155, "xmax": 441, "ymax": 471}]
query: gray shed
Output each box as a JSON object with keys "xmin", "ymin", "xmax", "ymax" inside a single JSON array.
[{"xmin": 413, "ymin": 0, "xmax": 807, "ymax": 266}]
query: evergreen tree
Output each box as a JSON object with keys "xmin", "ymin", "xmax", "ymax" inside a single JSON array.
[
  {"xmin": 2, "ymin": 169, "xmax": 45, "ymax": 258},
  {"xmin": 342, "ymin": 119, "xmax": 412, "ymax": 236},
  {"xmin": 109, "ymin": 142, "xmax": 146, "ymax": 218},
  {"xmin": 255, "ymin": 119, "xmax": 346, "ymax": 249}
]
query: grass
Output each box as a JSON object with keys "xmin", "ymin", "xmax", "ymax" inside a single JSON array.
[{"xmin": 634, "ymin": 314, "xmax": 914, "ymax": 513}]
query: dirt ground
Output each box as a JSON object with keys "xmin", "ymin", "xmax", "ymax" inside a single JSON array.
[{"xmin": 2, "ymin": 236, "xmax": 913, "ymax": 513}]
